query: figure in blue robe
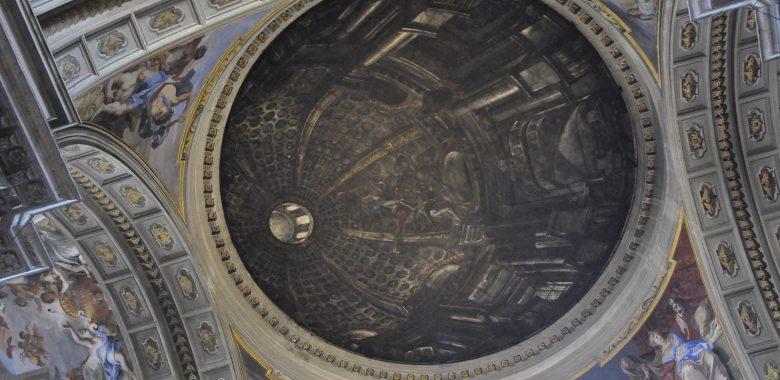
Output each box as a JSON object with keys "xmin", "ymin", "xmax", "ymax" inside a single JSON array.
[{"xmin": 95, "ymin": 325, "xmax": 124, "ymax": 380}]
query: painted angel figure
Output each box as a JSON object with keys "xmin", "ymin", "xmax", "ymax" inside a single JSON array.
[
  {"xmin": 96, "ymin": 63, "xmax": 195, "ymax": 148},
  {"xmin": 64, "ymin": 322, "xmax": 136, "ymax": 380},
  {"xmin": 33, "ymin": 215, "xmax": 89, "ymax": 276},
  {"xmin": 647, "ymin": 330, "xmax": 729, "ymax": 380},
  {"xmin": 98, "ymin": 68, "xmax": 193, "ymax": 126}
]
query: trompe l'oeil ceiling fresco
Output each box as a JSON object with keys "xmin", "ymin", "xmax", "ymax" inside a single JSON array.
[
  {"xmin": 74, "ymin": 9, "xmax": 276, "ymax": 207},
  {"xmin": 580, "ymin": 227, "xmax": 742, "ymax": 379},
  {"xmin": 74, "ymin": 0, "xmax": 651, "ymax": 373},
  {"xmin": 70, "ymin": 0, "xmax": 663, "ymax": 216},
  {"xmin": 0, "ymin": 214, "xmax": 134, "ymax": 379},
  {"xmin": 11, "ymin": 0, "xmax": 770, "ymax": 378},
  {"xmin": 221, "ymin": 0, "xmax": 636, "ymax": 364}
]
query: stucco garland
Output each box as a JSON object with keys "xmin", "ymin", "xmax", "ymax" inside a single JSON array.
[
  {"xmin": 706, "ymin": 13, "xmax": 780, "ymax": 330},
  {"xmin": 70, "ymin": 167, "xmax": 201, "ymax": 379}
]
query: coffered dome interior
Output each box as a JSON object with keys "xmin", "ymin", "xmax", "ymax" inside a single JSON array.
[{"xmin": 220, "ymin": 0, "xmax": 636, "ymax": 365}]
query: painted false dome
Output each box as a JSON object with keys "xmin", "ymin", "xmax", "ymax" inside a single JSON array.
[{"xmin": 220, "ymin": 0, "xmax": 635, "ymax": 364}]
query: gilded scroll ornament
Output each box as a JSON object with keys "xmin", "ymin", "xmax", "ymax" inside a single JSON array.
[
  {"xmin": 177, "ymin": 269, "xmax": 197, "ymax": 300},
  {"xmin": 70, "ymin": 169, "xmax": 197, "ymax": 378},
  {"xmin": 198, "ymin": 322, "xmax": 218, "ymax": 354},
  {"xmin": 767, "ymin": 361, "xmax": 779, "ymax": 380},
  {"xmin": 87, "ymin": 156, "xmax": 115, "ymax": 174},
  {"xmin": 744, "ymin": 54, "xmax": 760, "ymax": 85},
  {"xmin": 699, "ymin": 183, "xmax": 719, "ymax": 218},
  {"xmin": 759, "ymin": 166, "xmax": 779, "ymax": 201},
  {"xmin": 149, "ymin": 7, "xmax": 184, "ymax": 33},
  {"xmin": 96, "ymin": 31, "xmax": 128, "ymax": 59},
  {"xmin": 56, "ymin": 55, "xmax": 80, "ymax": 82},
  {"xmin": 119, "ymin": 185, "xmax": 147, "ymax": 208},
  {"xmin": 686, "ymin": 124, "xmax": 706, "ymax": 158},
  {"xmin": 63, "ymin": 204, "xmax": 88, "ymax": 225},
  {"xmin": 120, "ymin": 287, "xmax": 142, "ymax": 316},
  {"xmin": 715, "ymin": 242, "xmax": 736, "ymax": 276},
  {"xmin": 150, "ymin": 223, "xmax": 174, "ymax": 250},
  {"xmin": 737, "ymin": 300, "xmax": 760, "ymax": 336},
  {"xmin": 681, "ymin": 23, "xmax": 697, "ymax": 50},
  {"xmin": 681, "ymin": 71, "xmax": 698, "ymax": 103},
  {"xmin": 142, "ymin": 337, "xmax": 163, "ymax": 370},
  {"xmin": 748, "ymin": 109, "xmax": 766, "ymax": 141},
  {"xmin": 94, "ymin": 241, "xmax": 118, "ymax": 267}
]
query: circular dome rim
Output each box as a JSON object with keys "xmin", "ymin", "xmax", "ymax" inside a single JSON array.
[
  {"xmin": 184, "ymin": 0, "xmax": 680, "ymax": 378},
  {"xmin": 222, "ymin": 0, "xmax": 638, "ymax": 364}
]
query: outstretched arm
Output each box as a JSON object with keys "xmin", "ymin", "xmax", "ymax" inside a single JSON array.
[
  {"xmin": 169, "ymin": 92, "xmax": 192, "ymax": 106},
  {"xmin": 62, "ymin": 323, "xmax": 94, "ymax": 344},
  {"xmin": 99, "ymin": 102, "xmax": 135, "ymax": 116},
  {"xmin": 104, "ymin": 78, "xmax": 116, "ymax": 103}
]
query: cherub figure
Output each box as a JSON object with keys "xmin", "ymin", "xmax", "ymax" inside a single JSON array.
[{"xmin": 17, "ymin": 324, "xmax": 47, "ymax": 367}]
